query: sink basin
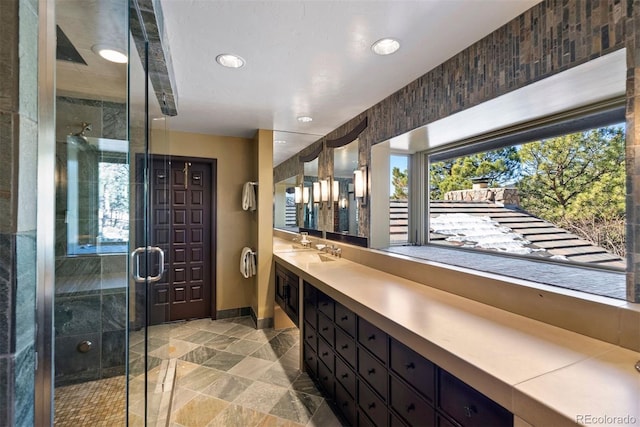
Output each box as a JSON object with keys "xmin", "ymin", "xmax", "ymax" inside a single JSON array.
[{"xmin": 317, "ymin": 254, "xmax": 335, "ymax": 262}]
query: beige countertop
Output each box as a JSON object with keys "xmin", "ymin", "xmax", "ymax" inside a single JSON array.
[{"xmin": 273, "ymin": 237, "xmax": 640, "ymax": 427}]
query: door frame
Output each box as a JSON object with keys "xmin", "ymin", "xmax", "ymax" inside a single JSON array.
[{"xmin": 135, "ymin": 154, "xmax": 218, "ymax": 325}]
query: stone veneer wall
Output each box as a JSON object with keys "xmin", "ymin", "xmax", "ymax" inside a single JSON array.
[
  {"xmin": 53, "ymin": 97, "xmax": 129, "ymax": 386},
  {"xmin": 444, "ymin": 188, "xmax": 521, "ymax": 207},
  {"xmin": 0, "ymin": 0, "xmax": 39, "ymax": 425},
  {"xmin": 273, "ymin": 0, "xmax": 636, "ymax": 299}
]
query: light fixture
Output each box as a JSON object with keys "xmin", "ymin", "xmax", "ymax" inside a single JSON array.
[
  {"xmin": 297, "ymin": 116, "xmax": 313, "ymax": 123},
  {"xmin": 332, "ymin": 180, "xmax": 339, "ymax": 202},
  {"xmin": 294, "ymin": 186, "xmax": 302, "ymax": 204},
  {"xmin": 313, "ymin": 182, "xmax": 321, "ymax": 204},
  {"xmin": 354, "ymin": 166, "xmax": 368, "ymax": 205},
  {"xmin": 320, "ymin": 179, "xmax": 329, "ymax": 203},
  {"xmin": 216, "ymin": 53, "xmax": 245, "ymax": 68},
  {"xmin": 371, "ymin": 38, "xmax": 400, "ymax": 56},
  {"xmin": 340, "ymin": 197, "xmax": 348, "ymax": 209},
  {"xmin": 92, "ymin": 44, "xmax": 127, "ymax": 63},
  {"xmin": 275, "ymin": 140, "xmax": 287, "ymax": 144},
  {"xmin": 303, "ymin": 186, "xmax": 310, "ymax": 204}
]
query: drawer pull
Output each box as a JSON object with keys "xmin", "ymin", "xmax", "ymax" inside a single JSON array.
[
  {"xmin": 368, "ymin": 402, "xmax": 376, "ymax": 410},
  {"xmin": 367, "ymin": 368, "xmax": 375, "ymax": 375},
  {"xmin": 341, "ymin": 344, "xmax": 349, "ymax": 350},
  {"xmin": 323, "ymin": 375, "xmax": 329, "ymax": 381},
  {"xmin": 368, "ymin": 334, "xmax": 376, "ymax": 341},
  {"xmin": 322, "ymin": 351, "xmax": 329, "ymax": 357},
  {"xmin": 342, "ymin": 401, "xmax": 349, "ymax": 407},
  {"xmin": 341, "ymin": 373, "xmax": 349, "ymax": 379},
  {"xmin": 405, "ymin": 362, "xmax": 415, "ymax": 370},
  {"xmin": 307, "ymin": 356, "xmax": 313, "ymax": 361},
  {"xmin": 341, "ymin": 315, "xmax": 348, "ymax": 321},
  {"xmin": 406, "ymin": 403, "xmax": 415, "ymax": 413},
  {"xmin": 322, "ymin": 327, "xmax": 329, "ymax": 331},
  {"xmin": 464, "ymin": 405, "xmax": 477, "ymax": 418},
  {"xmin": 307, "ymin": 335, "xmax": 313, "ymax": 339}
]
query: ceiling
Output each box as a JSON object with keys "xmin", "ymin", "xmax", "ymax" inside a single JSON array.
[
  {"xmin": 158, "ymin": 0, "xmax": 542, "ymax": 165},
  {"xmin": 56, "ymin": 0, "xmax": 543, "ymax": 165}
]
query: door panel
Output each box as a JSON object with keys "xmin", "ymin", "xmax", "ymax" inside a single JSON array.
[{"xmin": 148, "ymin": 157, "xmax": 214, "ymax": 324}]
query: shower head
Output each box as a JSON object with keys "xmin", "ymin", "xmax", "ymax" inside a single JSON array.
[{"xmin": 71, "ymin": 121, "xmax": 92, "ymax": 137}]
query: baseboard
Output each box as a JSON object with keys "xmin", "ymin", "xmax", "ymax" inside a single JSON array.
[{"xmin": 250, "ymin": 306, "xmax": 274, "ymax": 329}]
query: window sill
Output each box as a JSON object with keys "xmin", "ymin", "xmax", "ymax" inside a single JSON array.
[{"xmin": 383, "ymin": 244, "xmax": 626, "ymax": 300}]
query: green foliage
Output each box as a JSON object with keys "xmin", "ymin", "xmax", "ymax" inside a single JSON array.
[
  {"xmin": 391, "ymin": 167, "xmax": 408, "ymax": 199},
  {"xmin": 429, "ymin": 147, "xmax": 520, "ymax": 199},
  {"xmin": 517, "ymin": 127, "xmax": 625, "ymax": 224}
]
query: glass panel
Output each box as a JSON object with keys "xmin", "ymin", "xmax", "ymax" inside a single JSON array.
[
  {"xmin": 53, "ymin": 0, "xmax": 129, "ymax": 424},
  {"xmin": 332, "ymin": 139, "xmax": 359, "ymax": 235}
]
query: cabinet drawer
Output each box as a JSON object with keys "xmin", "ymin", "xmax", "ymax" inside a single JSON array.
[
  {"xmin": 335, "ymin": 327, "xmax": 356, "ymax": 366},
  {"xmin": 303, "ymin": 344, "xmax": 317, "ymax": 378},
  {"xmin": 304, "ymin": 300, "xmax": 317, "ymax": 329},
  {"xmin": 317, "ymin": 356, "xmax": 335, "ymax": 399},
  {"xmin": 335, "ymin": 354, "xmax": 356, "ymax": 398},
  {"xmin": 303, "ymin": 322, "xmax": 317, "ymax": 351},
  {"xmin": 358, "ymin": 347, "xmax": 388, "ymax": 401},
  {"xmin": 335, "ymin": 302, "xmax": 356, "ymax": 337},
  {"xmin": 317, "ymin": 312, "xmax": 335, "ymax": 345},
  {"xmin": 359, "ymin": 381, "xmax": 388, "ymax": 427},
  {"xmin": 437, "ymin": 414, "xmax": 458, "ymax": 427},
  {"xmin": 303, "ymin": 281, "xmax": 317, "ymax": 305},
  {"xmin": 317, "ymin": 336, "xmax": 335, "ymax": 373},
  {"xmin": 317, "ymin": 291, "xmax": 335, "ymax": 320},
  {"xmin": 358, "ymin": 318, "xmax": 388, "ymax": 362},
  {"xmin": 390, "ymin": 375, "xmax": 435, "ymax": 427},
  {"xmin": 438, "ymin": 370, "xmax": 512, "ymax": 427},
  {"xmin": 390, "ymin": 338, "xmax": 435, "ymax": 402},
  {"xmin": 335, "ymin": 380, "xmax": 357, "ymax": 426}
]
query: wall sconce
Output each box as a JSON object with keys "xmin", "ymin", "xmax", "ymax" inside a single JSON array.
[
  {"xmin": 313, "ymin": 182, "xmax": 321, "ymax": 204},
  {"xmin": 332, "ymin": 180, "xmax": 339, "ymax": 202},
  {"xmin": 303, "ymin": 186, "xmax": 309, "ymax": 204},
  {"xmin": 354, "ymin": 166, "xmax": 368, "ymax": 206},
  {"xmin": 339, "ymin": 196, "xmax": 348, "ymax": 209},
  {"xmin": 320, "ymin": 179, "xmax": 329, "ymax": 203}
]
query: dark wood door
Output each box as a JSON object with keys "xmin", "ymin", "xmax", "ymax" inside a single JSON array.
[{"xmin": 148, "ymin": 157, "xmax": 215, "ymax": 324}]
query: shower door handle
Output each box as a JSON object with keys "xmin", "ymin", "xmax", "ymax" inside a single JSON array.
[{"xmin": 130, "ymin": 246, "xmax": 165, "ymax": 283}]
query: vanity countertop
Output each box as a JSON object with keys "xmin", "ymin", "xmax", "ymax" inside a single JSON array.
[{"xmin": 273, "ymin": 237, "xmax": 640, "ymax": 427}]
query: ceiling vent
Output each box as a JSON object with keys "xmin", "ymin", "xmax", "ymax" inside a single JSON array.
[{"xmin": 56, "ymin": 25, "xmax": 87, "ymax": 65}]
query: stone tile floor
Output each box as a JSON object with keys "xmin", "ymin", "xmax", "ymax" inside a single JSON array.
[{"xmin": 58, "ymin": 316, "xmax": 342, "ymax": 427}]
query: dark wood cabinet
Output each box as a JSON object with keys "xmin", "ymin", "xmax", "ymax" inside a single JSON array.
[
  {"xmin": 275, "ymin": 263, "xmax": 299, "ymax": 326},
  {"xmin": 301, "ymin": 282, "xmax": 513, "ymax": 427}
]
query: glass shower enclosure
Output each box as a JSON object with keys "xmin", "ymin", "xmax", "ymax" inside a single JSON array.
[{"xmin": 53, "ymin": 0, "xmax": 173, "ymax": 424}]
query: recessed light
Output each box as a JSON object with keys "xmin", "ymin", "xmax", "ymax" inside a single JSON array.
[
  {"xmin": 92, "ymin": 44, "xmax": 127, "ymax": 63},
  {"xmin": 275, "ymin": 140, "xmax": 287, "ymax": 144},
  {"xmin": 371, "ymin": 38, "xmax": 400, "ymax": 56},
  {"xmin": 216, "ymin": 54, "xmax": 245, "ymax": 68},
  {"xmin": 297, "ymin": 116, "xmax": 313, "ymax": 123}
]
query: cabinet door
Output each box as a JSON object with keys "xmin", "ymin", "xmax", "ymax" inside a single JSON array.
[
  {"xmin": 275, "ymin": 267, "xmax": 287, "ymax": 309},
  {"xmin": 286, "ymin": 277, "xmax": 299, "ymax": 326},
  {"xmin": 390, "ymin": 338, "xmax": 435, "ymax": 402},
  {"xmin": 390, "ymin": 375, "xmax": 435, "ymax": 427}
]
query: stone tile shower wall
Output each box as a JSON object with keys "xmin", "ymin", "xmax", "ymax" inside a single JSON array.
[
  {"xmin": 273, "ymin": 0, "xmax": 635, "ymax": 298},
  {"xmin": 0, "ymin": 0, "xmax": 39, "ymax": 425},
  {"xmin": 54, "ymin": 97, "xmax": 128, "ymax": 386}
]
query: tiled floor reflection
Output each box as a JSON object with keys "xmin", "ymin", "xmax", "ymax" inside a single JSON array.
[
  {"xmin": 163, "ymin": 317, "xmax": 342, "ymax": 427},
  {"xmin": 54, "ymin": 375, "xmax": 126, "ymax": 426}
]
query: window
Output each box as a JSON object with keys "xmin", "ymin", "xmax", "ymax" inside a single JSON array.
[
  {"xmin": 390, "ymin": 155, "xmax": 409, "ymax": 245},
  {"xmin": 428, "ymin": 120, "xmax": 625, "ymax": 271},
  {"xmin": 67, "ymin": 137, "xmax": 129, "ymax": 255}
]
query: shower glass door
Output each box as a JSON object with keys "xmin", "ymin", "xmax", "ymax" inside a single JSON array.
[{"xmin": 53, "ymin": 0, "xmax": 171, "ymax": 425}]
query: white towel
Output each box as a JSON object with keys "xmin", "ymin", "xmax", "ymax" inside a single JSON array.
[
  {"xmin": 240, "ymin": 247, "xmax": 256, "ymax": 278},
  {"xmin": 242, "ymin": 182, "xmax": 256, "ymax": 211}
]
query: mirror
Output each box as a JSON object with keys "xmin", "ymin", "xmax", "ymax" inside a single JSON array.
[
  {"xmin": 274, "ymin": 176, "xmax": 298, "ymax": 231},
  {"xmin": 303, "ymin": 157, "xmax": 319, "ymax": 230},
  {"xmin": 332, "ymin": 138, "xmax": 360, "ymax": 235}
]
